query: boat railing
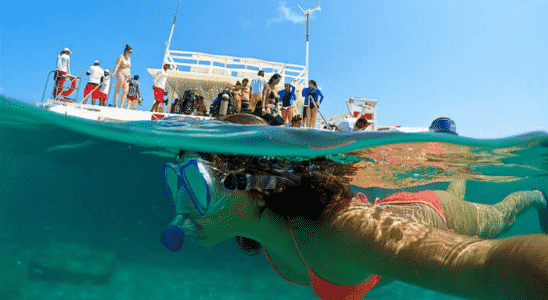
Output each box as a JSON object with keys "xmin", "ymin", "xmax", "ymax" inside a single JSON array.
[
  {"xmin": 164, "ymin": 50, "xmax": 308, "ymax": 86},
  {"xmin": 40, "ymin": 70, "xmax": 83, "ymax": 104}
]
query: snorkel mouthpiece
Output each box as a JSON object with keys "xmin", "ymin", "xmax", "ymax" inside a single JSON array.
[{"xmin": 161, "ymin": 215, "xmax": 185, "ymax": 251}]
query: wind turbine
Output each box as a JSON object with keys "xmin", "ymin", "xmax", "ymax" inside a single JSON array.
[{"xmin": 298, "ymin": 3, "xmax": 321, "ymax": 79}]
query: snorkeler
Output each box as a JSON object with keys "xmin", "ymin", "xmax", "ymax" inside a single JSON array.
[{"xmin": 161, "ymin": 113, "xmax": 548, "ymax": 300}]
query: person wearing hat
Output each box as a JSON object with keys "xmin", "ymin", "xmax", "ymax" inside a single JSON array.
[
  {"xmin": 150, "ymin": 63, "xmax": 170, "ymax": 113},
  {"xmin": 98, "ymin": 69, "xmax": 111, "ymax": 107},
  {"xmin": 53, "ymin": 47, "xmax": 72, "ymax": 98},
  {"xmin": 82, "ymin": 60, "xmax": 104, "ymax": 105}
]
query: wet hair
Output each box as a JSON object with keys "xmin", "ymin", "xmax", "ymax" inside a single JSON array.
[
  {"xmin": 216, "ymin": 113, "xmax": 356, "ymax": 255},
  {"xmin": 291, "ymin": 114, "xmax": 302, "ymax": 127},
  {"xmin": 268, "ymin": 73, "xmax": 281, "ymax": 85},
  {"xmin": 355, "ymin": 118, "xmax": 368, "ymax": 130}
]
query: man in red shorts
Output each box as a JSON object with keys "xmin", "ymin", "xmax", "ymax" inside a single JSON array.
[
  {"xmin": 82, "ymin": 60, "xmax": 104, "ymax": 105},
  {"xmin": 53, "ymin": 47, "xmax": 71, "ymax": 98},
  {"xmin": 151, "ymin": 63, "xmax": 170, "ymax": 112}
]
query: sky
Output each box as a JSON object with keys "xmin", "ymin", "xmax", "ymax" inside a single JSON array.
[{"xmin": 1, "ymin": 0, "xmax": 547, "ymax": 138}]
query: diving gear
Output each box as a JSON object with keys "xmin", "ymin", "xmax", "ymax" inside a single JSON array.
[
  {"xmin": 163, "ymin": 152, "xmax": 297, "ymax": 217},
  {"xmin": 161, "ymin": 152, "xmax": 299, "ymax": 251},
  {"xmin": 161, "ymin": 214, "xmax": 185, "ymax": 251}
]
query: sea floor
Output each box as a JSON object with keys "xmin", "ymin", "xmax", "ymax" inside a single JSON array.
[{"xmin": 1, "ymin": 239, "xmax": 466, "ymax": 300}]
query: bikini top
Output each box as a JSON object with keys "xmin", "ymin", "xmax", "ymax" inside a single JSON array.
[
  {"xmin": 264, "ymin": 195, "xmax": 381, "ymax": 300},
  {"xmin": 119, "ymin": 55, "xmax": 131, "ymax": 70}
]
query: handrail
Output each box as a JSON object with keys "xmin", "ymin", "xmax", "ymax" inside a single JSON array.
[
  {"xmin": 40, "ymin": 70, "xmax": 57, "ymax": 104},
  {"xmin": 164, "ymin": 50, "xmax": 308, "ymax": 86},
  {"xmin": 41, "ymin": 71, "xmax": 83, "ymax": 104}
]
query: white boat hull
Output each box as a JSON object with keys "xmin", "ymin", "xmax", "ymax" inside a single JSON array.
[{"xmin": 41, "ymin": 99, "xmax": 212, "ymax": 122}]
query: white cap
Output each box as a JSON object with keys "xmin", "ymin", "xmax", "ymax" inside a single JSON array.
[
  {"xmin": 62, "ymin": 47, "xmax": 72, "ymax": 54},
  {"xmin": 94, "ymin": 60, "xmax": 100, "ymax": 64},
  {"xmin": 104, "ymin": 69, "xmax": 110, "ymax": 73}
]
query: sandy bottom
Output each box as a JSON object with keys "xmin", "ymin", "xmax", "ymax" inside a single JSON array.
[{"xmin": 2, "ymin": 245, "xmax": 465, "ymax": 300}]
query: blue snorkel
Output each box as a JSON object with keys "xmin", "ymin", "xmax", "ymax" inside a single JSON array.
[{"xmin": 161, "ymin": 215, "xmax": 186, "ymax": 251}]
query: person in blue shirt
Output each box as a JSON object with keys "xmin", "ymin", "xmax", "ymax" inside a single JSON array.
[
  {"xmin": 302, "ymin": 79, "xmax": 323, "ymax": 128},
  {"xmin": 278, "ymin": 83, "xmax": 297, "ymax": 125}
]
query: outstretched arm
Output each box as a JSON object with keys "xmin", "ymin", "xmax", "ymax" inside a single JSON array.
[
  {"xmin": 111, "ymin": 55, "xmax": 123, "ymax": 77},
  {"xmin": 322, "ymin": 202, "xmax": 548, "ymax": 299}
]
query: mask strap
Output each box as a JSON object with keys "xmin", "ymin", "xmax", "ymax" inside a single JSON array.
[{"xmin": 223, "ymin": 173, "xmax": 299, "ymax": 191}]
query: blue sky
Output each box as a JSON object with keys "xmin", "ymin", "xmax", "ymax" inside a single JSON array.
[{"xmin": 1, "ymin": 0, "xmax": 547, "ymax": 138}]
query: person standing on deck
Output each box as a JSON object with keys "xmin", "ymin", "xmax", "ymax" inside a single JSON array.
[
  {"xmin": 53, "ymin": 47, "xmax": 71, "ymax": 98},
  {"xmin": 111, "ymin": 45, "xmax": 132, "ymax": 108},
  {"xmin": 150, "ymin": 63, "xmax": 170, "ymax": 113},
  {"xmin": 302, "ymin": 80, "xmax": 323, "ymax": 128},
  {"xmin": 248, "ymin": 70, "xmax": 267, "ymax": 113},
  {"xmin": 277, "ymin": 83, "xmax": 297, "ymax": 125},
  {"xmin": 97, "ymin": 69, "xmax": 111, "ymax": 107},
  {"xmin": 82, "ymin": 60, "xmax": 104, "ymax": 105},
  {"xmin": 240, "ymin": 78, "xmax": 251, "ymax": 112}
]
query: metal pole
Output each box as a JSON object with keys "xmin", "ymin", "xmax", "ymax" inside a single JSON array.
[
  {"xmin": 299, "ymin": 3, "xmax": 320, "ymax": 81},
  {"xmin": 306, "ymin": 14, "xmax": 310, "ymax": 76},
  {"xmin": 163, "ymin": 0, "xmax": 181, "ymax": 66}
]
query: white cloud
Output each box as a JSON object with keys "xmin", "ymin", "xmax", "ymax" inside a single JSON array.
[{"xmin": 268, "ymin": 2, "xmax": 312, "ymax": 25}]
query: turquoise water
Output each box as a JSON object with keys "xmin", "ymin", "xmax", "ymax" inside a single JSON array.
[{"xmin": 1, "ymin": 96, "xmax": 547, "ymax": 300}]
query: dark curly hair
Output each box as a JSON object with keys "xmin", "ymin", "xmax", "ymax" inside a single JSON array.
[{"xmin": 214, "ymin": 113, "xmax": 358, "ymax": 255}]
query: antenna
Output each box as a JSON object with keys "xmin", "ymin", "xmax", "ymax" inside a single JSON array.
[
  {"xmin": 298, "ymin": 3, "xmax": 321, "ymax": 81},
  {"xmin": 163, "ymin": 0, "xmax": 181, "ymax": 67}
]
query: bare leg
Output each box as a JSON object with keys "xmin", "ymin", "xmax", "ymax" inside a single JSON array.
[
  {"xmin": 120, "ymin": 85, "xmax": 129, "ymax": 109},
  {"xmin": 310, "ymin": 107, "xmax": 318, "ymax": 128},
  {"xmin": 113, "ymin": 82, "xmax": 122, "ymax": 108},
  {"xmin": 151, "ymin": 102, "xmax": 159, "ymax": 112},
  {"xmin": 234, "ymin": 95, "xmax": 241, "ymax": 113},
  {"xmin": 438, "ymin": 190, "xmax": 547, "ymax": 238}
]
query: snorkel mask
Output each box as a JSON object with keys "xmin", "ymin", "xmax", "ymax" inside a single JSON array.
[{"xmin": 161, "ymin": 152, "xmax": 298, "ymax": 251}]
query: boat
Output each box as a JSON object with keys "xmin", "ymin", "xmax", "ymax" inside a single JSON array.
[{"xmin": 38, "ymin": 2, "xmax": 448, "ymax": 134}]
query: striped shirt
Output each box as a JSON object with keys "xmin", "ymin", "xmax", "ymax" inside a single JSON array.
[
  {"xmin": 127, "ymin": 80, "xmax": 141, "ymax": 98},
  {"xmin": 250, "ymin": 76, "xmax": 267, "ymax": 94}
]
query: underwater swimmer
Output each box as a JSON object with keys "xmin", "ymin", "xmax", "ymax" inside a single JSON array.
[{"xmin": 162, "ymin": 113, "xmax": 548, "ymax": 300}]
